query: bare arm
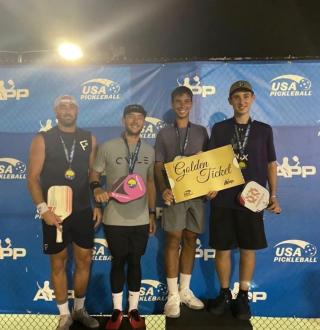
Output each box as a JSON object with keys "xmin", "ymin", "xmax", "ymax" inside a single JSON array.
[
  {"xmin": 89, "ymin": 135, "xmax": 102, "ymax": 227},
  {"xmin": 89, "ymin": 142, "xmax": 109, "ymax": 203},
  {"xmin": 147, "ymin": 171, "xmax": 157, "ymax": 235},
  {"xmin": 27, "ymin": 134, "xmax": 61, "ymax": 228},
  {"xmin": 267, "ymin": 161, "xmax": 281, "ymax": 213},
  {"xmin": 154, "ymin": 161, "xmax": 173, "ymax": 203}
]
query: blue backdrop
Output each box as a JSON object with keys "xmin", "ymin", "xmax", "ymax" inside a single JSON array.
[{"xmin": 0, "ymin": 61, "xmax": 319, "ymax": 318}]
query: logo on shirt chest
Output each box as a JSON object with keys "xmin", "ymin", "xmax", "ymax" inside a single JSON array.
[
  {"xmin": 115, "ymin": 156, "xmax": 150, "ymax": 166},
  {"xmin": 80, "ymin": 140, "xmax": 89, "ymax": 151}
]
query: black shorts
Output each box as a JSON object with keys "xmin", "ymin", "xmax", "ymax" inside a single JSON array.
[
  {"xmin": 209, "ymin": 206, "xmax": 267, "ymax": 250},
  {"xmin": 103, "ymin": 224, "xmax": 149, "ymax": 258},
  {"xmin": 42, "ymin": 207, "xmax": 94, "ymax": 255}
]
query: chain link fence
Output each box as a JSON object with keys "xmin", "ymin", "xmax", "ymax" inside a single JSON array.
[{"xmin": 0, "ymin": 314, "xmax": 319, "ymax": 330}]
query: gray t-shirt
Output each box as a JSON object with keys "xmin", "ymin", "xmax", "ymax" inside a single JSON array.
[
  {"xmin": 93, "ymin": 137, "xmax": 155, "ymax": 226},
  {"xmin": 155, "ymin": 122, "xmax": 209, "ymax": 163}
]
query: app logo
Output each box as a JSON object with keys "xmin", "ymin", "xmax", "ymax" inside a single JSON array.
[
  {"xmin": 195, "ymin": 238, "xmax": 215, "ymax": 261},
  {"xmin": 177, "ymin": 75, "xmax": 216, "ymax": 97},
  {"xmin": 139, "ymin": 280, "xmax": 167, "ymax": 302},
  {"xmin": 277, "ymin": 156, "xmax": 316, "ymax": 178},
  {"xmin": 92, "ymin": 238, "xmax": 112, "ymax": 261},
  {"xmin": 140, "ymin": 117, "xmax": 166, "ymax": 139},
  {"xmin": 81, "ymin": 78, "xmax": 120, "ymax": 100},
  {"xmin": 270, "ymin": 75, "xmax": 312, "ymax": 96},
  {"xmin": 0, "ymin": 238, "xmax": 27, "ymax": 260},
  {"xmin": 274, "ymin": 240, "xmax": 317, "ymax": 263},
  {"xmin": 0, "ymin": 79, "xmax": 29, "ymax": 100},
  {"xmin": 33, "ymin": 280, "xmax": 74, "ymax": 301},
  {"xmin": 0, "ymin": 158, "xmax": 27, "ymax": 180}
]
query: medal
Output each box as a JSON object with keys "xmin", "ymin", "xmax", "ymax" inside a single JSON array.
[
  {"xmin": 65, "ymin": 168, "xmax": 76, "ymax": 180},
  {"xmin": 59, "ymin": 135, "xmax": 76, "ymax": 181},
  {"xmin": 239, "ymin": 161, "xmax": 247, "ymax": 169}
]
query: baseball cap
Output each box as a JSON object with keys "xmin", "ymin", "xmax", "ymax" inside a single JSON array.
[
  {"xmin": 123, "ymin": 104, "xmax": 147, "ymax": 117},
  {"xmin": 229, "ymin": 81, "xmax": 254, "ymax": 97},
  {"xmin": 54, "ymin": 95, "xmax": 78, "ymax": 108}
]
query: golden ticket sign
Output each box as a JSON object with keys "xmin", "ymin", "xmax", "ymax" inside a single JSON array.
[{"xmin": 164, "ymin": 145, "xmax": 245, "ymax": 203}]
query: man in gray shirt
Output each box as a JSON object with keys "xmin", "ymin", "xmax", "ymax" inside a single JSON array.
[
  {"xmin": 155, "ymin": 86, "xmax": 208, "ymax": 318},
  {"xmin": 90, "ymin": 105, "xmax": 156, "ymax": 330}
]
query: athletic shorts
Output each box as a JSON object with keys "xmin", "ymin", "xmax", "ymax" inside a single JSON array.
[
  {"xmin": 162, "ymin": 198, "xmax": 205, "ymax": 234},
  {"xmin": 42, "ymin": 207, "xmax": 94, "ymax": 255},
  {"xmin": 209, "ymin": 206, "xmax": 267, "ymax": 250},
  {"xmin": 103, "ymin": 224, "xmax": 149, "ymax": 258}
]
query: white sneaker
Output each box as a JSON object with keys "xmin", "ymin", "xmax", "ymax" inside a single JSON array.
[
  {"xmin": 72, "ymin": 308, "xmax": 99, "ymax": 328},
  {"xmin": 164, "ymin": 293, "xmax": 181, "ymax": 318},
  {"xmin": 179, "ymin": 288, "xmax": 204, "ymax": 310},
  {"xmin": 56, "ymin": 314, "xmax": 73, "ymax": 330}
]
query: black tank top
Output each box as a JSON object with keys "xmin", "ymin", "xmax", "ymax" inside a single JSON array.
[{"xmin": 40, "ymin": 126, "xmax": 92, "ymax": 211}]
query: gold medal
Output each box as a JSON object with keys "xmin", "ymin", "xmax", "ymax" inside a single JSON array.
[
  {"xmin": 174, "ymin": 155, "xmax": 185, "ymax": 161},
  {"xmin": 239, "ymin": 161, "xmax": 247, "ymax": 169},
  {"xmin": 65, "ymin": 168, "xmax": 76, "ymax": 180}
]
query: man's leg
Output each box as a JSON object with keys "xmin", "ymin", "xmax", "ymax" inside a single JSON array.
[
  {"xmin": 233, "ymin": 249, "xmax": 255, "ymax": 320},
  {"xmin": 215, "ymin": 250, "xmax": 232, "ymax": 289},
  {"xmin": 179, "ymin": 229, "xmax": 204, "ymax": 309},
  {"xmin": 164, "ymin": 230, "xmax": 182, "ymax": 318},
  {"xmin": 72, "ymin": 243, "xmax": 99, "ymax": 328},
  {"xmin": 50, "ymin": 248, "xmax": 73, "ymax": 329},
  {"xmin": 239, "ymin": 249, "xmax": 255, "ymax": 290},
  {"xmin": 208, "ymin": 249, "xmax": 233, "ymax": 315}
]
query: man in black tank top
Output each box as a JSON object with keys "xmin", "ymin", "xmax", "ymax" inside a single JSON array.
[{"xmin": 27, "ymin": 95, "xmax": 101, "ymax": 330}]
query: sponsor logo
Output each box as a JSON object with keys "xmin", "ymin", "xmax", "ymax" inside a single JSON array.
[
  {"xmin": 0, "ymin": 79, "xmax": 29, "ymax": 100},
  {"xmin": 269, "ymin": 75, "xmax": 312, "ymax": 97},
  {"xmin": 277, "ymin": 156, "xmax": 316, "ymax": 178},
  {"xmin": 139, "ymin": 279, "xmax": 167, "ymax": 302},
  {"xmin": 273, "ymin": 240, "xmax": 317, "ymax": 263},
  {"xmin": 80, "ymin": 78, "xmax": 120, "ymax": 100},
  {"xmin": 195, "ymin": 238, "xmax": 215, "ymax": 261},
  {"xmin": 39, "ymin": 119, "xmax": 57, "ymax": 132},
  {"xmin": 92, "ymin": 238, "xmax": 112, "ymax": 261},
  {"xmin": 0, "ymin": 158, "xmax": 27, "ymax": 180},
  {"xmin": 177, "ymin": 75, "xmax": 216, "ymax": 97},
  {"xmin": 140, "ymin": 117, "xmax": 166, "ymax": 139},
  {"xmin": 80, "ymin": 140, "xmax": 89, "ymax": 151},
  {"xmin": 33, "ymin": 280, "xmax": 74, "ymax": 301},
  {"xmin": 231, "ymin": 282, "xmax": 267, "ymax": 303},
  {"xmin": 0, "ymin": 238, "xmax": 27, "ymax": 260}
]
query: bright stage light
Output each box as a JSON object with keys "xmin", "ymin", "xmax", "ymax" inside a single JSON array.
[{"xmin": 58, "ymin": 43, "xmax": 83, "ymax": 61}]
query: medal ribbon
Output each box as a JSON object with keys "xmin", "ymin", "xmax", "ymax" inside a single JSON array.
[
  {"xmin": 59, "ymin": 136, "xmax": 76, "ymax": 170},
  {"xmin": 234, "ymin": 119, "xmax": 251, "ymax": 161},
  {"xmin": 122, "ymin": 134, "xmax": 141, "ymax": 174},
  {"xmin": 175, "ymin": 122, "xmax": 190, "ymax": 157}
]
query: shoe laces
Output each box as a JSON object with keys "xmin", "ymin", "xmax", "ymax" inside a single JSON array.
[{"xmin": 167, "ymin": 293, "xmax": 180, "ymax": 304}]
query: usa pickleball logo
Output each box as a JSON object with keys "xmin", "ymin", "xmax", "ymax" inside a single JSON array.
[
  {"xmin": 274, "ymin": 240, "xmax": 317, "ymax": 263},
  {"xmin": 92, "ymin": 238, "xmax": 111, "ymax": 262},
  {"xmin": 140, "ymin": 117, "xmax": 166, "ymax": 139},
  {"xmin": 140, "ymin": 279, "xmax": 167, "ymax": 302},
  {"xmin": 270, "ymin": 75, "xmax": 312, "ymax": 97},
  {"xmin": 0, "ymin": 158, "xmax": 27, "ymax": 180},
  {"xmin": 81, "ymin": 78, "xmax": 121, "ymax": 101}
]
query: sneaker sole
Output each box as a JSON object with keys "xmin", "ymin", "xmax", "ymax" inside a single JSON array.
[
  {"xmin": 164, "ymin": 311, "xmax": 181, "ymax": 318},
  {"xmin": 182, "ymin": 302, "xmax": 204, "ymax": 310}
]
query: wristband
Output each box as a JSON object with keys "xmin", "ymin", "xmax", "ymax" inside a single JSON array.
[
  {"xmin": 149, "ymin": 209, "xmax": 156, "ymax": 215},
  {"xmin": 90, "ymin": 181, "xmax": 102, "ymax": 194},
  {"xmin": 37, "ymin": 202, "xmax": 49, "ymax": 216}
]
